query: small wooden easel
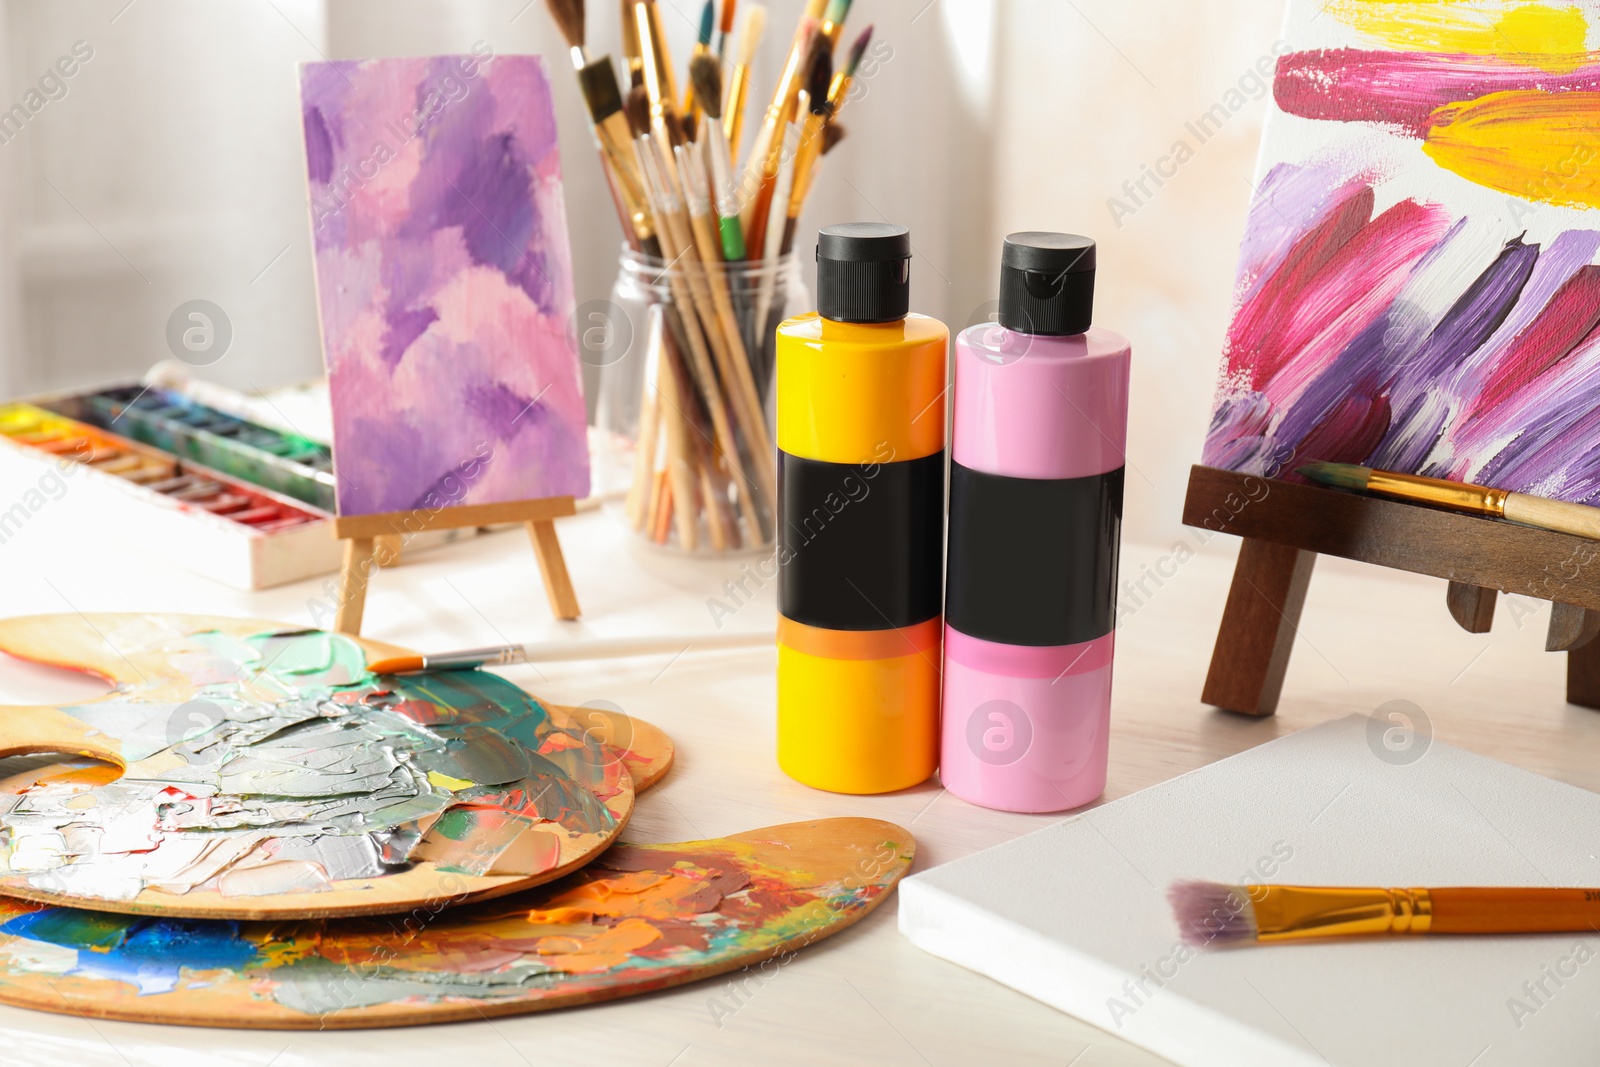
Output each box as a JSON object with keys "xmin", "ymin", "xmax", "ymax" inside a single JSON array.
[
  {"xmin": 1183, "ymin": 465, "xmax": 1600, "ymax": 716},
  {"xmin": 331, "ymin": 497, "xmax": 581, "ymax": 635}
]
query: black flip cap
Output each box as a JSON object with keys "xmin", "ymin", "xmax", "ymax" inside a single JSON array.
[
  {"xmin": 998, "ymin": 232, "xmax": 1096, "ymax": 336},
  {"xmin": 816, "ymin": 222, "xmax": 911, "ymax": 323}
]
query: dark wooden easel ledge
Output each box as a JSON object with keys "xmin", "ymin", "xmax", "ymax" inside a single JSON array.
[{"xmin": 1181, "ymin": 464, "xmax": 1600, "ymax": 717}]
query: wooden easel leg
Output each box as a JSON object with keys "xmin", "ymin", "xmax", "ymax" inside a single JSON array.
[
  {"xmin": 1569, "ymin": 631, "xmax": 1600, "ymax": 709},
  {"xmin": 1202, "ymin": 538, "xmax": 1317, "ymax": 717},
  {"xmin": 1446, "ymin": 581, "xmax": 1497, "ymax": 634},
  {"xmin": 374, "ymin": 534, "xmax": 403, "ymax": 568},
  {"xmin": 527, "ymin": 520, "xmax": 581, "ymax": 620},
  {"xmin": 334, "ymin": 537, "xmax": 376, "ymax": 635}
]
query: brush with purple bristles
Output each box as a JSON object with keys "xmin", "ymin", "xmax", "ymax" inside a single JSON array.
[{"xmin": 1171, "ymin": 879, "xmax": 1600, "ymax": 945}]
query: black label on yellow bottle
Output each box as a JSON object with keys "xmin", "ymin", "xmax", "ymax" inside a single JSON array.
[
  {"xmin": 946, "ymin": 462, "xmax": 1123, "ymax": 647},
  {"xmin": 778, "ymin": 451, "xmax": 945, "ymax": 632}
]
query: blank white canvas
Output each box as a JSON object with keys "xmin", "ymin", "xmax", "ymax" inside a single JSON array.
[{"xmin": 899, "ymin": 715, "xmax": 1600, "ymax": 1066}]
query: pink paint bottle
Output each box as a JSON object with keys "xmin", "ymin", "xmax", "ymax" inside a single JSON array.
[{"xmin": 941, "ymin": 233, "xmax": 1130, "ymax": 813}]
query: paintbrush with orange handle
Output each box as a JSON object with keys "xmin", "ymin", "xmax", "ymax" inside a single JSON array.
[{"xmin": 1171, "ymin": 882, "xmax": 1600, "ymax": 945}]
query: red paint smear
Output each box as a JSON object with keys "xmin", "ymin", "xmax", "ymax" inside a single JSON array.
[
  {"xmin": 1473, "ymin": 264, "xmax": 1600, "ymax": 417},
  {"xmin": 1275, "ymin": 48, "xmax": 1600, "ymax": 137},
  {"xmin": 1228, "ymin": 190, "xmax": 1448, "ymax": 389},
  {"xmin": 1291, "ymin": 392, "xmax": 1392, "ymax": 474},
  {"xmin": 1227, "ymin": 186, "xmax": 1374, "ymax": 381}
]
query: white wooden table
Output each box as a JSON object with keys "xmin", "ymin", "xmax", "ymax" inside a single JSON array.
[{"xmin": 1, "ymin": 486, "xmax": 1594, "ymax": 1066}]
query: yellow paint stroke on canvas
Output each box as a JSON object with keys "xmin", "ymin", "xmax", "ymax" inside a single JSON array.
[
  {"xmin": 1423, "ymin": 90, "xmax": 1600, "ymax": 206},
  {"xmin": 1327, "ymin": 1, "xmax": 1589, "ymax": 68}
]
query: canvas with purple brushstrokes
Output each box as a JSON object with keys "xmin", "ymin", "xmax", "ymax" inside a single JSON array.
[
  {"xmin": 299, "ymin": 52, "xmax": 589, "ymax": 517},
  {"xmin": 1206, "ymin": 1, "xmax": 1600, "ymax": 503}
]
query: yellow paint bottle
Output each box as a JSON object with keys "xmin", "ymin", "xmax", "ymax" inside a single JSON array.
[{"xmin": 775, "ymin": 223, "xmax": 948, "ymax": 794}]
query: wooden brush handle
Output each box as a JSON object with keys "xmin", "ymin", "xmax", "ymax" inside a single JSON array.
[
  {"xmin": 1430, "ymin": 887, "xmax": 1600, "ymax": 934},
  {"xmin": 1503, "ymin": 493, "xmax": 1600, "ymax": 540}
]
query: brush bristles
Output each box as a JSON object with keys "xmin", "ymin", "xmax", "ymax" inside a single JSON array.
[
  {"xmin": 822, "ymin": 121, "xmax": 845, "ymax": 154},
  {"xmin": 719, "ymin": 0, "xmax": 737, "ymax": 35},
  {"xmin": 691, "ymin": 53, "xmax": 724, "ymax": 118},
  {"xmin": 698, "ymin": 0, "xmax": 715, "ymax": 46},
  {"xmin": 823, "ymin": 0, "xmax": 851, "ymax": 26},
  {"xmin": 545, "ymin": 0, "xmax": 586, "ymax": 51},
  {"xmin": 1296, "ymin": 461, "xmax": 1372, "ymax": 490},
  {"xmin": 806, "ymin": 43, "xmax": 833, "ymax": 116},
  {"xmin": 1168, "ymin": 881, "xmax": 1259, "ymax": 947},
  {"xmin": 738, "ymin": 5, "xmax": 767, "ymax": 64},
  {"xmin": 624, "ymin": 84, "xmax": 652, "ymax": 138},
  {"xmin": 846, "ymin": 25, "xmax": 871, "ymax": 76},
  {"xmin": 578, "ymin": 57, "xmax": 624, "ymax": 121}
]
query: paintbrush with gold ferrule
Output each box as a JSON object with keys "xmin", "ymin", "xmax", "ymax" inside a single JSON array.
[
  {"xmin": 737, "ymin": 15, "xmax": 819, "ymax": 253},
  {"xmin": 778, "ymin": 42, "xmax": 832, "ymax": 257},
  {"xmin": 366, "ymin": 630, "xmax": 774, "ymax": 675},
  {"xmin": 818, "ymin": 0, "xmax": 852, "ymax": 47},
  {"xmin": 723, "ymin": 2, "xmax": 766, "ymax": 158},
  {"xmin": 634, "ymin": 0, "xmax": 681, "ymax": 145},
  {"xmin": 1298, "ymin": 461, "xmax": 1600, "ymax": 540},
  {"xmin": 681, "ymin": 0, "xmax": 715, "ymax": 138},
  {"xmin": 716, "ymin": 0, "xmax": 737, "ymax": 59},
  {"xmin": 1171, "ymin": 881, "xmax": 1600, "ymax": 945},
  {"xmin": 826, "ymin": 24, "xmax": 871, "ymax": 119}
]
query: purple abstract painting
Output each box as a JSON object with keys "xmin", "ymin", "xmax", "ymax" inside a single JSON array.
[{"xmin": 300, "ymin": 52, "xmax": 589, "ymax": 517}]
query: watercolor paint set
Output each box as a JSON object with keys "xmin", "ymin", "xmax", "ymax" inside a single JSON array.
[
  {"xmin": 0, "ymin": 395, "xmax": 339, "ymax": 589},
  {"xmin": 55, "ymin": 383, "xmax": 337, "ymax": 512}
]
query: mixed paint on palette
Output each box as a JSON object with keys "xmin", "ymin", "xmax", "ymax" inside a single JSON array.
[
  {"xmin": 299, "ymin": 52, "xmax": 590, "ymax": 517},
  {"xmin": 0, "ymin": 620, "xmax": 623, "ymax": 907},
  {"xmin": 0, "ymin": 822, "xmax": 913, "ymax": 1027},
  {"xmin": 1206, "ymin": 0, "xmax": 1600, "ymax": 501}
]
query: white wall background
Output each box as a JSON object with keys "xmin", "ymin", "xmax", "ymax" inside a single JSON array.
[{"xmin": 0, "ymin": 0, "xmax": 1285, "ymax": 548}]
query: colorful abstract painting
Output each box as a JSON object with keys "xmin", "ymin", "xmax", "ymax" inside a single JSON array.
[
  {"xmin": 0, "ymin": 820, "xmax": 912, "ymax": 1029},
  {"xmin": 300, "ymin": 53, "xmax": 590, "ymax": 517},
  {"xmin": 1205, "ymin": 1, "xmax": 1600, "ymax": 501}
]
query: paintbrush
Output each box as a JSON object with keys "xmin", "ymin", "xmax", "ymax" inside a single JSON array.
[
  {"xmin": 822, "ymin": 120, "xmax": 845, "ymax": 155},
  {"xmin": 716, "ymin": 0, "xmax": 737, "ymax": 59},
  {"xmin": 1297, "ymin": 461, "xmax": 1600, "ymax": 539},
  {"xmin": 1170, "ymin": 881, "xmax": 1600, "ymax": 946},
  {"xmin": 620, "ymin": 0, "xmax": 643, "ymax": 86},
  {"xmin": 573, "ymin": 60, "xmax": 655, "ymax": 242},
  {"xmin": 636, "ymin": 130, "xmax": 765, "ymax": 540},
  {"xmin": 681, "ymin": 0, "xmax": 715, "ymax": 138},
  {"xmin": 634, "ymin": 0, "xmax": 681, "ymax": 142},
  {"xmin": 544, "ymin": 0, "xmax": 589, "ymax": 68},
  {"xmin": 625, "ymin": 305, "xmax": 665, "ymax": 530},
  {"xmin": 778, "ymin": 43, "xmax": 833, "ymax": 257},
  {"xmin": 723, "ymin": 2, "xmax": 765, "ymax": 157},
  {"xmin": 366, "ymin": 629, "xmax": 774, "ymax": 674},
  {"xmin": 818, "ymin": 0, "xmax": 852, "ymax": 46},
  {"xmin": 676, "ymin": 138, "xmax": 778, "ymax": 517},
  {"xmin": 691, "ymin": 52, "xmax": 745, "ymax": 260},
  {"xmin": 827, "ymin": 24, "xmax": 871, "ymax": 119},
  {"xmin": 738, "ymin": 16, "xmax": 820, "ymax": 255}
]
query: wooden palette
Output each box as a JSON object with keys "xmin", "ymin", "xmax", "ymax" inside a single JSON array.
[
  {"xmin": 0, "ymin": 818, "xmax": 912, "ymax": 1029},
  {"xmin": 0, "ymin": 614, "xmax": 672, "ymax": 920}
]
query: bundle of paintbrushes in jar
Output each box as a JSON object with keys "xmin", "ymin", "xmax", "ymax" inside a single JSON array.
[{"xmin": 547, "ymin": 0, "xmax": 872, "ymax": 553}]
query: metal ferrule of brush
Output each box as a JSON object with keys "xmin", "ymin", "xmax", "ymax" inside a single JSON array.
[
  {"xmin": 421, "ymin": 646, "xmax": 520, "ymax": 670},
  {"xmin": 1366, "ymin": 469, "xmax": 1508, "ymax": 518},
  {"xmin": 1251, "ymin": 885, "xmax": 1434, "ymax": 941}
]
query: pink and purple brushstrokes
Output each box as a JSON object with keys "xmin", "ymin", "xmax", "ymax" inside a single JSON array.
[
  {"xmin": 1206, "ymin": 50, "xmax": 1600, "ymax": 503},
  {"xmin": 300, "ymin": 54, "xmax": 589, "ymax": 517}
]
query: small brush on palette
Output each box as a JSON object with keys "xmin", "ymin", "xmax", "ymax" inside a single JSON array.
[{"xmin": 0, "ymin": 398, "xmax": 339, "ymax": 588}]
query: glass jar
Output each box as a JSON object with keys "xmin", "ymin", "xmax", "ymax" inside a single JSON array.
[{"xmin": 595, "ymin": 246, "xmax": 807, "ymax": 555}]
